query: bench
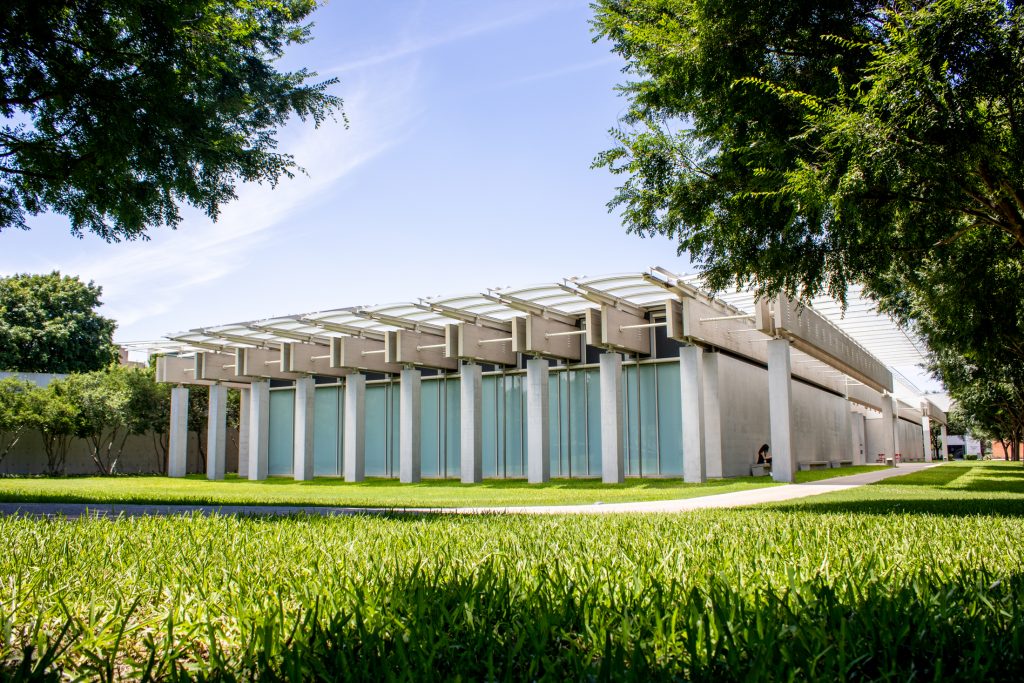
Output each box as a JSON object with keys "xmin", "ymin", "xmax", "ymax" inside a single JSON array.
[
  {"xmin": 751, "ymin": 464, "xmax": 771, "ymax": 477},
  {"xmin": 830, "ymin": 459, "xmax": 854, "ymax": 468},
  {"xmin": 798, "ymin": 461, "xmax": 831, "ymax": 471}
]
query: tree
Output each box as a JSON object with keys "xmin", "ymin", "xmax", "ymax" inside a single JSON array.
[
  {"xmin": 22, "ymin": 378, "xmax": 79, "ymax": 475},
  {"xmin": 0, "ymin": 272, "xmax": 117, "ymax": 373},
  {"xmin": 123, "ymin": 364, "xmax": 171, "ymax": 473},
  {"xmin": 1, "ymin": 0, "xmax": 342, "ymax": 241},
  {"xmin": 591, "ymin": 0, "xmax": 1023, "ymax": 310},
  {"xmin": 0, "ymin": 377, "xmax": 32, "ymax": 468},
  {"xmin": 65, "ymin": 366, "xmax": 131, "ymax": 474}
]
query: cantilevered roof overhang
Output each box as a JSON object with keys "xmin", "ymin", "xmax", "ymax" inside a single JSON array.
[{"xmin": 148, "ymin": 267, "xmax": 929, "ymax": 395}]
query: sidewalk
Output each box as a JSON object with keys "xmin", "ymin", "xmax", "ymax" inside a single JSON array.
[
  {"xmin": 448, "ymin": 462, "xmax": 939, "ymax": 515},
  {"xmin": 0, "ymin": 463, "xmax": 939, "ymax": 520}
]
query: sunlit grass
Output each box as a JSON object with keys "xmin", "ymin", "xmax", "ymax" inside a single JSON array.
[
  {"xmin": 0, "ymin": 473, "xmax": 784, "ymax": 508},
  {"xmin": 1, "ymin": 462, "xmax": 1022, "ymax": 680}
]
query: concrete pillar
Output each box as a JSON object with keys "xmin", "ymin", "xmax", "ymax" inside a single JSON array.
[
  {"xmin": 168, "ymin": 385, "xmax": 189, "ymax": 477},
  {"xmin": 600, "ymin": 352, "xmax": 625, "ymax": 484},
  {"xmin": 248, "ymin": 380, "xmax": 270, "ymax": 480},
  {"xmin": 680, "ymin": 346, "xmax": 707, "ymax": 483},
  {"xmin": 206, "ymin": 383, "xmax": 227, "ymax": 480},
  {"xmin": 293, "ymin": 376, "xmax": 316, "ymax": 480},
  {"xmin": 880, "ymin": 393, "xmax": 896, "ymax": 464},
  {"xmin": 399, "ymin": 368, "xmax": 421, "ymax": 483},
  {"xmin": 921, "ymin": 414, "xmax": 933, "ymax": 463},
  {"xmin": 767, "ymin": 338, "xmax": 796, "ymax": 483},
  {"xmin": 343, "ymin": 373, "xmax": 366, "ymax": 482},
  {"xmin": 526, "ymin": 358, "xmax": 550, "ymax": 484},
  {"xmin": 940, "ymin": 423, "xmax": 949, "ymax": 460},
  {"xmin": 238, "ymin": 387, "xmax": 250, "ymax": 478},
  {"xmin": 460, "ymin": 363, "xmax": 482, "ymax": 483},
  {"xmin": 892, "ymin": 399, "xmax": 902, "ymax": 462},
  {"xmin": 702, "ymin": 352, "xmax": 723, "ymax": 479}
]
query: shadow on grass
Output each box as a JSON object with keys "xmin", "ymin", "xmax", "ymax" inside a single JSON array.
[
  {"xmin": 763, "ymin": 496, "xmax": 1024, "ymax": 518},
  {"xmin": 14, "ymin": 567, "xmax": 1022, "ymax": 681}
]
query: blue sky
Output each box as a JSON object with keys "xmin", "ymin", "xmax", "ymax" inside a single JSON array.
[{"xmin": 0, "ymin": 0, "xmax": 690, "ymax": 341}]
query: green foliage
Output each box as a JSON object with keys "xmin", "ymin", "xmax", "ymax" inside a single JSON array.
[
  {"xmin": 592, "ymin": 0, "xmax": 1023, "ymax": 306},
  {"xmin": 0, "ymin": 0, "xmax": 343, "ymax": 240},
  {"xmin": 0, "ymin": 463, "xmax": 1023, "ymax": 679},
  {"xmin": 0, "ymin": 272, "xmax": 117, "ymax": 373},
  {"xmin": 0, "ymin": 377, "xmax": 33, "ymax": 466},
  {"xmin": 62, "ymin": 365, "xmax": 159, "ymax": 475},
  {"xmin": 21, "ymin": 378, "xmax": 79, "ymax": 475}
]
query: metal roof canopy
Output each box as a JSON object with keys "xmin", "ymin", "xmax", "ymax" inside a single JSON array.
[{"xmin": 146, "ymin": 268, "xmax": 929, "ymax": 395}]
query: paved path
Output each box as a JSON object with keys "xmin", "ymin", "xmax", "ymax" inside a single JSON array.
[{"xmin": 0, "ymin": 463, "xmax": 939, "ymax": 520}]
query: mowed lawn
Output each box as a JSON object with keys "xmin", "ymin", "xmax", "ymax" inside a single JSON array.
[
  {"xmin": 2, "ymin": 462, "xmax": 1021, "ymax": 680},
  {"xmin": 0, "ymin": 465, "xmax": 888, "ymax": 509}
]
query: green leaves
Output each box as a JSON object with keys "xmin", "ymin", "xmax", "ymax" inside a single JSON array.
[
  {"xmin": 0, "ymin": 0, "xmax": 343, "ymax": 240},
  {"xmin": 0, "ymin": 272, "xmax": 117, "ymax": 374}
]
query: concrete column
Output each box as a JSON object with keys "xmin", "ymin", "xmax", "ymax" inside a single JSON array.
[
  {"xmin": 880, "ymin": 394, "xmax": 896, "ymax": 464},
  {"xmin": 528, "ymin": 360, "xmax": 552, "ymax": 483},
  {"xmin": 940, "ymin": 423, "xmax": 949, "ymax": 460},
  {"xmin": 526, "ymin": 358, "xmax": 550, "ymax": 483},
  {"xmin": 168, "ymin": 385, "xmax": 189, "ymax": 477},
  {"xmin": 921, "ymin": 414, "xmax": 933, "ymax": 463},
  {"xmin": 248, "ymin": 380, "xmax": 270, "ymax": 480},
  {"xmin": 238, "ymin": 387, "xmax": 250, "ymax": 478},
  {"xmin": 702, "ymin": 352, "xmax": 723, "ymax": 479},
  {"xmin": 892, "ymin": 399, "xmax": 902, "ymax": 462},
  {"xmin": 600, "ymin": 352, "xmax": 625, "ymax": 484},
  {"xmin": 680, "ymin": 346, "xmax": 707, "ymax": 483},
  {"xmin": 399, "ymin": 368, "xmax": 421, "ymax": 483},
  {"xmin": 206, "ymin": 383, "xmax": 227, "ymax": 480},
  {"xmin": 343, "ymin": 373, "xmax": 366, "ymax": 482},
  {"xmin": 767, "ymin": 338, "xmax": 796, "ymax": 483},
  {"xmin": 460, "ymin": 363, "xmax": 482, "ymax": 483},
  {"xmin": 293, "ymin": 376, "xmax": 316, "ymax": 480}
]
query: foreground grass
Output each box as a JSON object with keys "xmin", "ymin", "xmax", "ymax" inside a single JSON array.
[
  {"xmin": 1, "ymin": 462, "xmax": 1022, "ymax": 681},
  {"xmin": 0, "ymin": 473, "xmax": 783, "ymax": 508}
]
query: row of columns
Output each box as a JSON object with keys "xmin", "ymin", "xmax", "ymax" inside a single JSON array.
[
  {"xmin": 167, "ymin": 344, "xmax": 806, "ymax": 484},
  {"xmin": 169, "ymin": 354, "xmax": 626, "ymax": 482}
]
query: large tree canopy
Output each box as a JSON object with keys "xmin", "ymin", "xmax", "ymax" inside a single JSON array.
[
  {"xmin": 0, "ymin": 0, "xmax": 342, "ymax": 241},
  {"xmin": 592, "ymin": 0, "xmax": 1023, "ymax": 306},
  {"xmin": 0, "ymin": 271, "xmax": 117, "ymax": 373}
]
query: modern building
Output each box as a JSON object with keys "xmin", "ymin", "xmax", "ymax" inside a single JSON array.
[{"xmin": 144, "ymin": 268, "xmax": 948, "ymax": 484}]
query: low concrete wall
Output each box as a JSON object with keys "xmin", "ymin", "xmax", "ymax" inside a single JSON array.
[
  {"xmin": 1, "ymin": 427, "xmax": 239, "ymax": 476},
  {"xmin": 717, "ymin": 354, "xmax": 854, "ymax": 477}
]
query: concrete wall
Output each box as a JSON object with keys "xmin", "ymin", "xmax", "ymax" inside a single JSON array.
[
  {"xmin": 717, "ymin": 354, "xmax": 853, "ymax": 477},
  {"xmin": 0, "ymin": 427, "xmax": 239, "ymax": 476},
  {"xmin": 850, "ymin": 412, "xmax": 867, "ymax": 465},
  {"xmin": 897, "ymin": 417, "xmax": 925, "ymax": 462},
  {"xmin": 863, "ymin": 415, "xmax": 925, "ymax": 463}
]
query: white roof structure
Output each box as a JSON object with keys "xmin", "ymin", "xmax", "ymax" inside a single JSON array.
[{"xmin": 125, "ymin": 267, "xmax": 931, "ymax": 393}]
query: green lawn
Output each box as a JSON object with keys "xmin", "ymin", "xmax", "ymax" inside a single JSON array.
[
  {"xmin": 2, "ymin": 461, "xmax": 1023, "ymax": 680},
  {"xmin": 792, "ymin": 463, "xmax": 888, "ymax": 482},
  {"xmin": 0, "ymin": 464, "xmax": 891, "ymax": 509},
  {"xmin": 0, "ymin": 472, "xmax": 783, "ymax": 508}
]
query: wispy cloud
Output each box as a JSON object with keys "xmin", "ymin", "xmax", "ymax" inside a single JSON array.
[
  {"xmin": 79, "ymin": 68, "xmax": 421, "ymax": 338},
  {"xmin": 495, "ymin": 55, "xmax": 621, "ymax": 88},
  {"xmin": 323, "ymin": 2, "xmax": 574, "ymax": 75}
]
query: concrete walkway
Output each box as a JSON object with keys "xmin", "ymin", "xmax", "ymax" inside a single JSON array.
[{"xmin": 0, "ymin": 463, "xmax": 938, "ymax": 520}]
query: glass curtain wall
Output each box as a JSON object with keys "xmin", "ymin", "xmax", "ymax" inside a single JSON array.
[{"xmin": 291, "ymin": 359, "xmax": 686, "ymax": 479}]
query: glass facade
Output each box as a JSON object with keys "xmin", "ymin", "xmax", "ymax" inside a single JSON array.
[{"xmin": 279, "ymin": 359, "xmax": 684, "ymax": 479}]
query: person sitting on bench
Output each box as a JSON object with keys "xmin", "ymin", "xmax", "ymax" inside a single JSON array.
[{"xmin": 757, "ymin": 443, "xmax": 772, "ymax": 466}]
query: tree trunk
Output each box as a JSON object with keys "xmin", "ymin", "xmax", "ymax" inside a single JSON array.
[
  {"xmin": 153, "ymin": 432, "xmax": 169, "ymax": 474},
  {"xmin": 0, "ymin": 429, "xmax": 24, "ymax": 467}
]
